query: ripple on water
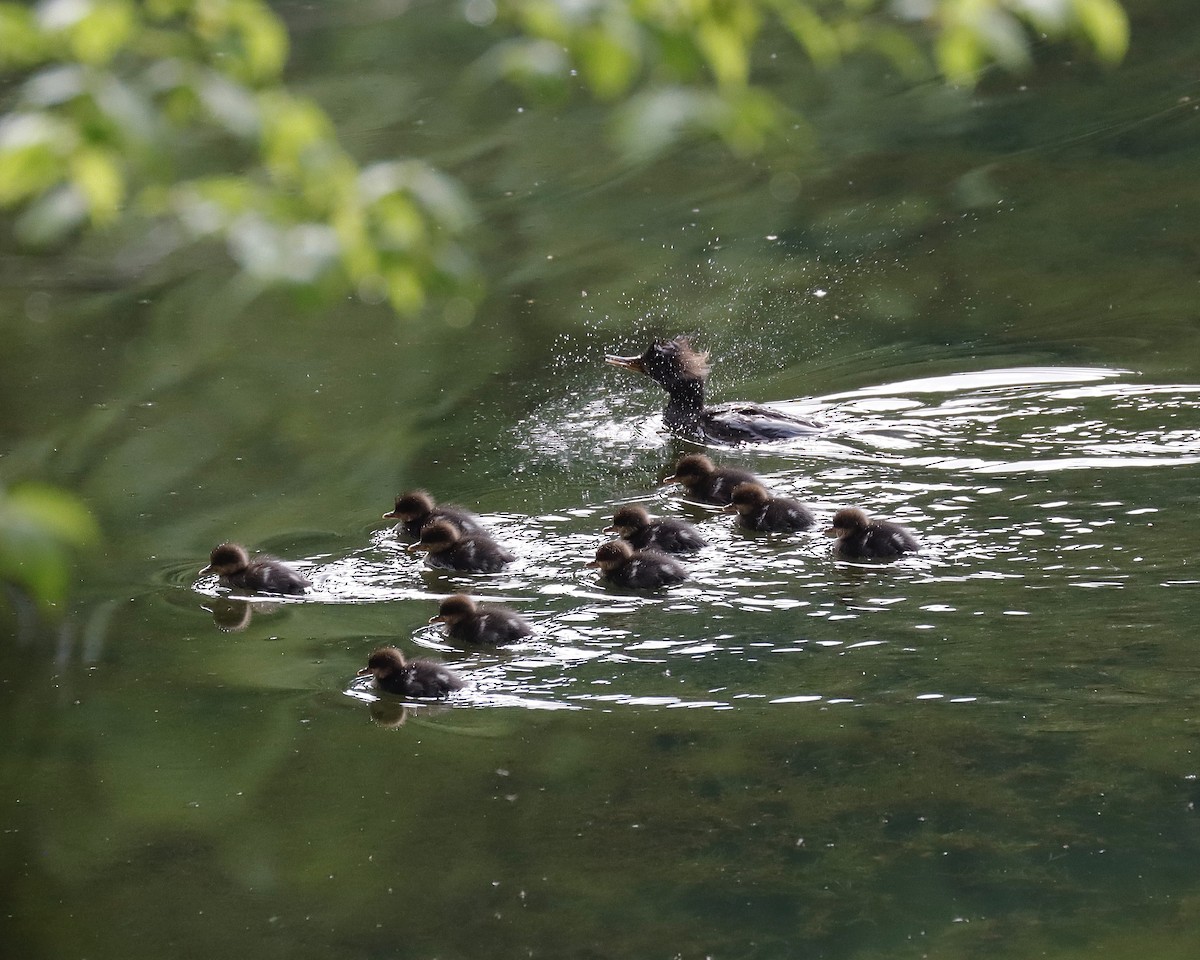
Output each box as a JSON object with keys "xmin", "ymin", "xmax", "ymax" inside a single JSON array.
[{"xmin": 180, "ymin": 365, "xmax": 1199, "ymax": 714}]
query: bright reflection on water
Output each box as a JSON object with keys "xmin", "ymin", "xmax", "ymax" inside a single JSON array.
[{"xmin": 179, "ymin": 365, "xmax": 1200, "ymax": 717}]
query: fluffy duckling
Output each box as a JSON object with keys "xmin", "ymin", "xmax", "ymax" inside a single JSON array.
[
  {"xmin": 587, "ymin": 540, "xmax": 689, "ymax": 589},
  {"xmin": 605, "ymin": 504, "xmax": 707, "ymax": 554},
  {"xmin": 358, "ymin": 646, "xmax": 464, "ymax": 698},
  {"xmin": 826, "ymin": 507, "xmax": 919, "ymax": 560},
  {"xmin": 662, "ymin": 453, "xmax": 760, "ymax": 506},
  {"xmin": 201, "ymin": 542, "xmax": 310, "ymax": 595},
  {"xmin": 430, "ymin": 594, "xmax": 533, "ymax": 646},
  {"xmin": 409, "ymin": 520, "xmax": 515, "ymax": 573},
  {"xmin": 605, "ymin": 335, "xmax": 824, "ymax": 443},
  {"xmin": 725, "ymin": 482, "xmax": 815, "ymax": 533},
  {"xmin": 383, "ymin": 490, "xmax": 484, "ymax": 538}
]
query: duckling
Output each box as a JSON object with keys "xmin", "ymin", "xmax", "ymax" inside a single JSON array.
[
  {"xmin": 430, "ymin": 594, "xmax": 533, "ymax": 646},
  {"xmin": 826, "ymin": 507, "xmax": 919, "ymax": 560},
  {"xmin": 408, "ymin": 520, "xmax": 514, "ymax": 573},
  {"xmin": 587, "ymin": 540, "xmax": 689, "ymax": 589},
  {"xmin": 200, "ymin": 542, "xmax": 310, "ymax": 595},
  {"xmin": 662, "ymin": 453, "xmax": 760, "ymax": 506},
  {"xmin": 725, "ymin": 482, "xmax": 815, "ymax": 533},
  {"xmin": 605, "ymin": 504, "xmax": 707, "ymax": 554},
  {"xmin": 358, "ymin": 646, "xmax": 464, "ymax": 698},
  {"xmin": 383, "ymin": 490, "xmax": 484, "ymax": 538},
  {"xmin": 605, "ymin": 335, "xmax": 824, "ymax": 443}
]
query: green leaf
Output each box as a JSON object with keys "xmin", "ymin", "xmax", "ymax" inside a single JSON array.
[
  {"xmin": 975, "ymin": 8, "xmax": 1032, "ymax": 72},
  {"xmin": 696, "ymin": 19, "xmax": 750, "ymax": 87},
  {"xmin": 384, "ymin": 264, "xmax": 425, "ymax": 315},
  {"xmin": 614, "ymin": 86, "xmax": 702, "ymax": 162},
  {"xmin": 70, "ymin": 146, "xmax": 125, "ymax": 223},
  {"xmin": 577, "ymin": 24, "xmax": 640, "ymax": 100},
  {"xmin": 0, "ymin": 483, "xmax": 98, "ymax": 612},
  {"xmin": 1073, "ymin": 0, "xmax": 1129, "ymax": 64},
  {"xmin": 714, "ymin": 87, "xmax": 785, "ymax": 155},
  {"xmin": 258, "ymin": 93, "xmax": 335, "ymax": 183},
  {"xmin": 2, "ymin": 484, "xmax": 99, "ymax": 547},
  {"xmin": 0, "ymin": 114, "xmax": 73, "ymax": 206},
  {"xmin": 0, "ymin": 3, "xmax": 46, "ymax": 69},
  {"xmin": 936, "ymin": 24, "xmax": 984, "ymax": 86},
  {"xmin": 227, "ymin": 0, "xmax": 288, "ymax": 83},
  {"xmin": 69, "ymin": 0, "xmax": 137, "ymax": 66},
  {"xmin": 776, "ymin": 3, "xmax": 841, "ymax": 69}
]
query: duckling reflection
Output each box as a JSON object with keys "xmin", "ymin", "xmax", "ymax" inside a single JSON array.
[
  {"xmin": 606, "ymin": 335, "xmax": 825, "ymax": 443},
  {"xmin": 369, "ymin": 699, "xmax": 412, "ymax": 728},
  {"xmin": 200, "ymin": 543, "xmax": 310, "ymax": 595},
  {"xmin": 430, "ymin": 594, "xmax": 533, "ymax": 646},
  {"xmin": 357, "ymin": 646, "xmax": 464, "ymax": 698},
  {"xmin": 588, "ymin": 540, "xmax": 689, "ymax": 589},
  {"xmin": 367, "ymin": 698, "xmax": 453, "ymax": 728},
  {"xmin": 605, "ymin": 504, "xmax": 707, "ymax": 554},
  {"xmin": 383, "ymin": 490, "xmax": 485, "ymax": 538},
  {"xmin": 826, "ymin": 507, "xmax": 919, "ymax": 560},
  {"xmin": 724, "ymin": 482, "xmax": 815, "ymax": 533},
  {"xmin": 408, "ymin": 520, "xmax": 515, "ymax": 573},
  {"xmin": 662, "ymin": 453, "xmax": 761, "ymax": 506},
  {"xmin": 204, "ymin": 597, "xmax": 266, "ymax": 632}
]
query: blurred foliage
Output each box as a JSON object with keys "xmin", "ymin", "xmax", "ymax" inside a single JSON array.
[
  {"xmin": 0, "ymin": 482, "xmax": 98, "ymax": 613},
  {"xmin": 489, "ymin": 0, "xmax": 1130, "ymax": 157},
  {"xmin": 0, "ymin": 0, "xmax": 478, "ymax": 315},
  {"xmin": 0, "ymin": 0, "xmax": 1129, "ymax": 315}
]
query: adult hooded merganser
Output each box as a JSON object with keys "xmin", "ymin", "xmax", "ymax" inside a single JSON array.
[
  {"xmin": 662, "ymin": 453, "xmax": 760, "ymax": 506},
  {"xmin": 587, "ymin": 540, "xmax": 689, "ymax": 589},
  {"xmin": 201, "ymin": 543, "xmax": 310, "ymax": 595},
  {"xmin": 605, "ymin": 335, "xmax": 824, "ymax": 443},
  {"xmin": 429, "ymin": 594, "xmax": 533, "ymax": 646},
  {"xmin": 383, "ymin": 490, "xmax": 484, "ymax": 538},
  {"xmin": 724, "ymin": 482, "xmax": 815, "ymax": 533},
  {"xmin": 408, "ymin": 520, "xmax": 515, "ymax": 573},
  {"xmin": 358, "ymin": 646, "xmax": 464, "ymax": 698},
  {"xmin": 605, "ymin": 504, "xmax": 707, "ymax": 554},
  {"xmin": 826, "ymin": 507, "xmax": 919, "ymax": 560}
]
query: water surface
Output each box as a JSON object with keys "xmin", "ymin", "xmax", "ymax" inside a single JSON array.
[{"xmin": 5, "ymin": 4, "xmax": 1200, "ymax": 959}]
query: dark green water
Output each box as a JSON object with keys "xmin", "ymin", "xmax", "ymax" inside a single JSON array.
[{"xmin": 5, "ymin": 3, "xmax": 1200, "ymax": 958}]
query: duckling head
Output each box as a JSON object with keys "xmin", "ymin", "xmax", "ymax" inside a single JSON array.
[
  {"xmin": 663, "ymin": 453, "xmax": 716, "ymax": 488},
  {"xmin": 409, "ymin": 520, "xmax": 461, "ymax": 554},
  {"xmin": 726, "ymin": 482, "xmax": 771, "ymax": 516},
  {"xmin": 430, "ymin": 594, "xmax": 477, "ymax": 626},
  {"xmin": 826, "ymin": 507, "xmax": 870, "ymax": 538},
  {"xmin": 202, "ymin": 542, "xmax": 250, "ymax": 576},
  {"xmin": 358, "ymin": 646, "xmax": 408, "ymax": 681},
  {"xmin": 605, "ymin": 504, "xmax": 652, "ymax": 536},
  {"xmin": 587, "ymin": 540, "xmax": 635, "ymax": 572},
  {"xmin": 384, "ymin": 490, "xmax": 435, "ymax": 521}
]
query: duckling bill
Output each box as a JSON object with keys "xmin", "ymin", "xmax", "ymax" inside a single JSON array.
[
  {"xmin": 606, "ymin": 335, "xmax": 824, "ymax": 444},
  {"xmin": 201, "ymin": 543, "xmax": 310, "ymax": 595}
]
